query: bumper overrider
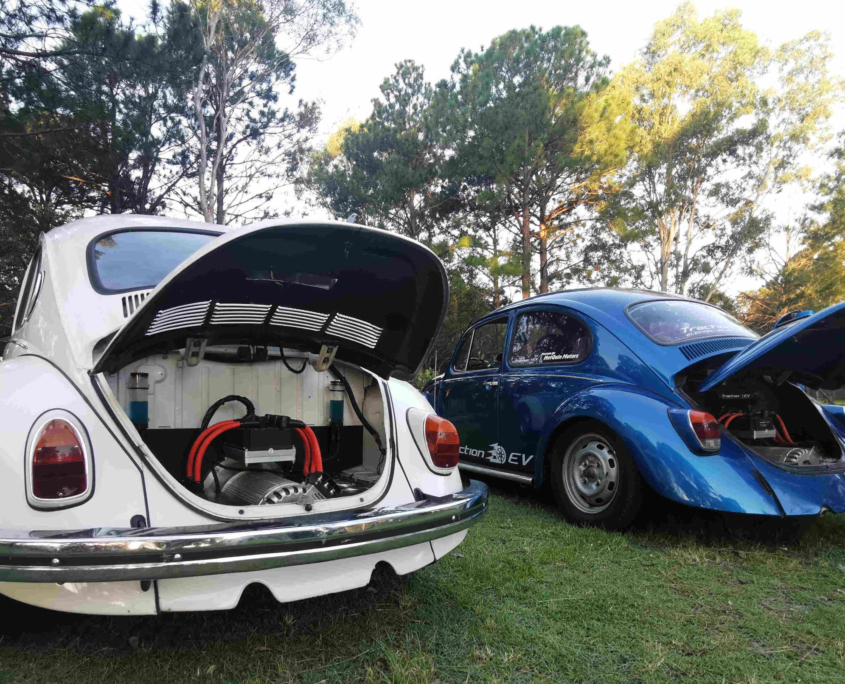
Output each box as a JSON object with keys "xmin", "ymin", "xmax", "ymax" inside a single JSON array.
[{"xmin": 0, "ymin": 481, "xmax": 488, "ymax": 583}]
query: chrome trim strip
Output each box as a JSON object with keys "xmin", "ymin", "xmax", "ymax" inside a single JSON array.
[
  {"xmin": 0, "ymin": 481, "xmax": 488, "ymax": 583},
  {"xmin": 459, "ymin": 462, "xmax": 534, "ymax": 484},
  {"xmin": 501, "ymin": 373, "xmax": 603, "ymax": 382}
]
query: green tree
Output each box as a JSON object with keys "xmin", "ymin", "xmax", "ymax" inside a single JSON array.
[
  {"xmin": 740, "ymin": 136, "xmax": 845, "ymax": 330},
  {"xmin": 606, "ymin": 2, "xmax": 843, "ymax": 298},
  {"xmin": 182, "ymin": 0, "xmax": 358, "ymax": 224},
  {"xmin": 434, "ymin": 25, "xmax": 630, "ymax": 298},
  {"xmin": 46, "ymin": 4, "xmax": 201, "ymax": 213},
  {"xmin": 308, "ymin": 60, "xmax": 455, "ymax": 242}
]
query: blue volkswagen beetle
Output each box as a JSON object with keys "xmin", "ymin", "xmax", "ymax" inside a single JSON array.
[{"xmin": 425, "ymin": 289, "xmax": 845, "ymax": 530}]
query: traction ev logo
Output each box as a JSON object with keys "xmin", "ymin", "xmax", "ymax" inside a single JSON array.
[
  {"xmin": 459, "ymin": 442, "xmax": 534, "ymax": 467},
  {"xmin": 487, "ymin": 443, "xmax": 507, "ymax": 464}
]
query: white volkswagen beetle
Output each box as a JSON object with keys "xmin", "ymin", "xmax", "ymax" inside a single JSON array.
[{"xmin": 0, "ymin": 215, "xmax": 487, "ymax": 615}]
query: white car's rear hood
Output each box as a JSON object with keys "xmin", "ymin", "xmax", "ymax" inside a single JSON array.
[{"xmin": 92, "ymin": 221, "xmax": 448, "ymax": 379}]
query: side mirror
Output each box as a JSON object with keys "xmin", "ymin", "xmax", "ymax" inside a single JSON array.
[{"xmin": 771, "ymin": 309, "xmax": 814, "ymax": 331}]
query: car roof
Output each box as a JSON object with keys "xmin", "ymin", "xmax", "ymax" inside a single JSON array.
[
  {"xmin": 26, "ymin": 216, "xmax": 231, "ymax": 373},
  {"xmin": 473, "ymin": 288, "xmax": 694, "ymax": 327},
  {"xmin": 466, "ymin": 288, "xmax": 747, "ymax": 389},
  {"xmin": 496, "ymin": 287, "xmax": 691, "ymax": 314},
  {"xmin": 42, "ymin": 214, "xmax": 232, "ymax": 250}
]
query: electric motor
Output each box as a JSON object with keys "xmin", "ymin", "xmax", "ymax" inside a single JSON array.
[{"xmin": 220, "ymin": 471, "xmax": 310, "ymax": 505}]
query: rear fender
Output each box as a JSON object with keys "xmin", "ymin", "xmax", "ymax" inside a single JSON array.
[
  {"xmin": 538, "ymin": 384, "xmax": 783, "ymax": 516},
  {"xmin": 0, "ymin": 356, "xmax": 148, "ymax": 530}
]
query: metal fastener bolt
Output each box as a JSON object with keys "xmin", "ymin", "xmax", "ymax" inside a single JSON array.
[
  {"xmin": 51, "ymin": 558, "xmax": 60, "ymax": 566},
  {"xmin": 172, "ymin": 553, "xmax": 182, "ymax": 562}
]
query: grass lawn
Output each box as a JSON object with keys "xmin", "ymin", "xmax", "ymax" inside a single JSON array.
[{"xmin": 1, "ymin": 481, "xmax": 845, "ymax": 683}]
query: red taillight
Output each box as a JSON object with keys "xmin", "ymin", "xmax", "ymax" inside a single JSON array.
[
  {"xmin": 424, "ymin": 415, "xmax": 460, "ymax": 469},
  {"xmin": 689, "ymin": 411, "xmax": 721, "ymax": 452},
  {"xmin": 31, "ymin": 419, "xmax": 87, "ymax": 499}
]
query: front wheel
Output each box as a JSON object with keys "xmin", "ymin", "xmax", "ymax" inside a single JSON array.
[{"xmin": 550, "ymin": 423, "xmax": 643, "ymax": 530}]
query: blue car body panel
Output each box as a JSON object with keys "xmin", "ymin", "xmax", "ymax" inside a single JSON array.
[
  {"xmin": 700, "ymin": 301, "xmax": 845, "ymax": 392},
  {"xmin": 433, "ymin": 288, "xmax": 845, "ymax": 519},
  {"xmin": 540, "ymin": 384, "xmax": 783, "ymax": 516}
]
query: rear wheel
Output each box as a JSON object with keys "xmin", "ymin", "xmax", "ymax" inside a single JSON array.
[{"xmin": 550, "ymin": 423, "xmax": 643, "ymax": 530}]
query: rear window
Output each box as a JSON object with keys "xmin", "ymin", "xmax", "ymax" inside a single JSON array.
[
  {"xmin": 628, "ymin": 300, "xmax": 757, "ymax": 346},
  {"xmin": 89, "ymin": 230, "xmax": 219, "ymax": 293}
]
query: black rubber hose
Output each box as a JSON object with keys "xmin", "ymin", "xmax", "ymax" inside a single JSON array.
[
  {"xmin": 328, "ymin": 366, "xmax": 385, "ymax": 456},
  {"xmin": 280, "ymin": 347, "xmax": 307, "ymax": 375},
  {"xmin": 200, "ymin": 395, "xmax": 256, "ymax": 430}
]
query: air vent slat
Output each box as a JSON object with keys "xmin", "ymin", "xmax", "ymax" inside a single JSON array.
[
  {"xmin": 120, "ymin": 291, "xmax": 152, "ymax": 319},
  {"xmin": 326, "ymin": 313, "xmax": 383, "ymax": 349},
  {"xmin": 270, "ymin": 306, "xmax": 330, "ymax": 332},
  {"xmin": 209, "ymin": 303, "xmax": 272, "ymax": 325},
  {"xmin": 679, "ymin": 337, "xmax": 754, "ymax": 361},
  {"xmin": 146, "ymin": 301, "xmax": 211, "ymax": 336}
]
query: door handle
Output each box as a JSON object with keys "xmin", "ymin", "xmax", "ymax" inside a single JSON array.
[{"xmin": 484, "ymin": 380, "xmax": 499, "ymax": 387}]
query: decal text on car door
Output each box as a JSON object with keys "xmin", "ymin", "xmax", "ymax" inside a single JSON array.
[{"xmin": 459, "ymin": 443, "xmax": 534, "ymax": 467}]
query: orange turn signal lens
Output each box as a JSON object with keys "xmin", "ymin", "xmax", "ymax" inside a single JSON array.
[{"xmin": 424, "ymin": 415, "xmax": 460, "ymax": 469}]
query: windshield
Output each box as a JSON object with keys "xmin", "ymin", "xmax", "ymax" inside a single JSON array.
[
  {"xmin": 628, "ymin": 300, "xmax": 758, "ymax": 346},
  {"xmin": 89, "ymin": 230, "xmax": 220, "ymax": 293}
]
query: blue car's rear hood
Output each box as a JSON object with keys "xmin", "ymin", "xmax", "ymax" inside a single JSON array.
[{"xmin": 700, "ymin": 302, "xmax": 845, "ymax": 392}]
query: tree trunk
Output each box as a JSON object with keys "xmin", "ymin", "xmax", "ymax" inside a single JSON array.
[
  {"xmin": 215, "ymin": 157, "xmax": 225, "ymax": 225},
  {"xmin": 539, "ymin": 203, "xmax": 548, "ymax": 294},
  {"xmin": 539, "ymin": 234, "xmax": 548, "ymax": 294},
  {"xmin": 658, "ymin": 213, "xmax": 677, "ymax": 292},
  {"xmin": 492, "ymin": 225, "xmax": 501, "ymax": 309},
  {"xmin": 407, "ymin": 190, "xmax": 417, "ymax": 240},
  {"xmin": 520, "ymin": 185, "xmax": 531, "ymax": 299}
]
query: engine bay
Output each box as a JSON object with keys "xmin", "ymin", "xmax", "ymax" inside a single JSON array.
[
  {"xmin": 709, "ymin": 381, "xmax": 834, "ymax": 466},
  {"xmin": 679, "ymin": 356, "xmax": 843, "ymax": 467},
  {"xmin": 108, "ymin": 346, "xmax": 389, "ymax": 508}
]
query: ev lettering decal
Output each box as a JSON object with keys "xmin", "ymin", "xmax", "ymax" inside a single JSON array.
[{"xmin": 459, "ymin": 443, "xmax": 534, "ymax": 467}]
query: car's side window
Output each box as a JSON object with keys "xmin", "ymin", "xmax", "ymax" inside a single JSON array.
[
  {"xmin": 452, "ymin": 331, "xmax": 473, "ymax": 372},
  {"xmin": 466, "ymin": 319, "xmax": 508, "ymax": 371},
  {"xmin": 508, "ymin": 310, "xmax": 591, "ymax": 367},
  {"xmin": 13, "ymin": 248, "xmax": 42, "ymax": 332}
]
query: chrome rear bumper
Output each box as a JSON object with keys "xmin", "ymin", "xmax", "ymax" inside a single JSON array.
[{"xmin": 0, "ymin": 481, "xmax": 487, "ymax": 583}]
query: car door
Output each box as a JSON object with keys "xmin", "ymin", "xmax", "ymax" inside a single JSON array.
[
  {"xmin": 440, "ymin": 317, "xmax": 509, "ymax": 467},
  {"xmin": 498, "ymin": 308, "xmax": 595, "ymax": 476}
]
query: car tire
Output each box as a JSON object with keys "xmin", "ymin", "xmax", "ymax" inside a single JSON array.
[{"xmin": 549, "ymin": 421, "xmax": 643, "ymax": 530}]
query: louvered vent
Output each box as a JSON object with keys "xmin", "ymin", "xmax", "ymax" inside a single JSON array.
[
  {"xmin": 269, "ymin": 306, "xmax": 329, "ymax": 332},
  {"xmin": 121, "ymin": 291, "xmax": 151, "ymax": 318},
  {"xmin": 679, "ymin": 337, "xmax": 754, "ymax": 361},
  {"xmin": 326, "ymin": 313, "xmax": 383, "ymax": 349},
  {"xmin": 210, "ymin": 303, "xmax": 271, "ymax": 325},
  {"xmin": 146, "ymin": 301, "xmax": 211, "ymax": 336}
]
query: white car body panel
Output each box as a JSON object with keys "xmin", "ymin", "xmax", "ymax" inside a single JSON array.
[
  {"xmin": 0, "ymin": 580, "xmax": 157, "ymax": 616},
  {"xmin": 156, "ymin": 542, "xmax": 436, "ymax": 613},
  {"xmin": 0, "ymin": 216, "xmax": 485, "ymax": 614}
]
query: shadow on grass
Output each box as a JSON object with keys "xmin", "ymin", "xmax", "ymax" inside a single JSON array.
[
  {"xmin": 0, "ymin": 563, "xmax": 409, "ymax": 656},
  {"xmin": 472, "ymin": 472, "xmax": 845, "ymax": 552}
]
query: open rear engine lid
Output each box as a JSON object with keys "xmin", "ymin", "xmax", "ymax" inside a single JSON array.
[
  {"xmin": 699, "ymin": 301, "xmax": 845, "ymax": 392},
  {"xmin": 91, "ymin": 221, "xmax": 448, "ymax": 379}
]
